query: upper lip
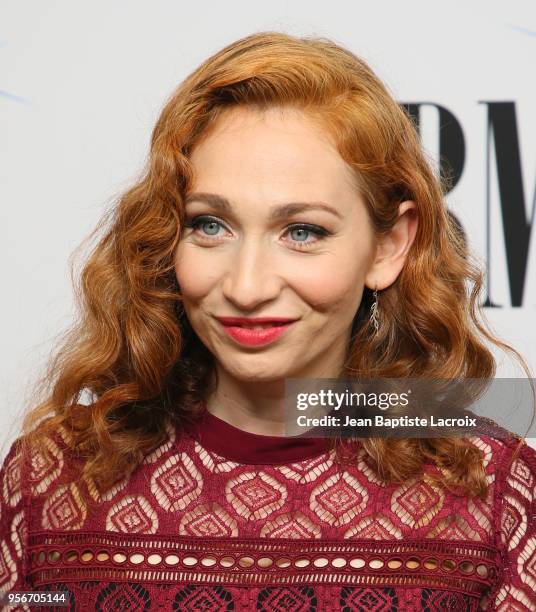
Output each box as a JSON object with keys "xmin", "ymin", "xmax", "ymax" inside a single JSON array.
[{"xmin": 215, "ymin": 316, "xmax": 297, "ymax": 325}]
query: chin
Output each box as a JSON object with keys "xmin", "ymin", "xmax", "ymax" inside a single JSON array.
[
  {"xmin": 225, "ymin": 362, "xmax": 292, "ymax": 383},
  {"xmin": 232, "ymin": 369, "xmax": 287, "ymax": 382}
]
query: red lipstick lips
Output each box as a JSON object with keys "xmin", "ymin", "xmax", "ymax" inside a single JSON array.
[{"xmin": 215, "ymin": 316, "xmax": 297, "ymax": 347}]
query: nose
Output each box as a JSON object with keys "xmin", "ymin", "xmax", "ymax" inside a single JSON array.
[{"xmin": 221, "ymin": 236, "xmax": 282, "ymax": 311}]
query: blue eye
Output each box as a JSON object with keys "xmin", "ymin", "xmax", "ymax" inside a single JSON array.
[
  {"xmin": 286, "ymin": 224, "xmax": 330, "ymax": 249},
  {"xmin": 290, "ymin": 226, "xmax": 311, "ymax": 242},
  {"xmin": 186, "ymin": 216, "xmax": 225, "ymax": 236},
  {"xmin": 199, "ymin": 220, "xmax": 221, "ymax": 235},
  {"xmin": 184, "ymin": 216, "xmax": 330, "ymax": 250}
]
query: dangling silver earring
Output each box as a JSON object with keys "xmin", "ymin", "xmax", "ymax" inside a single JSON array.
[{"xmin": 369, "ymin": 286, "xmax": 379, "ymax": 333}]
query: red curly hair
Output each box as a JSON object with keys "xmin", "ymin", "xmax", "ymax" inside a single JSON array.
[{"xmin": 15, "ymin": 31, "xmax": 533, "ymax": 504}]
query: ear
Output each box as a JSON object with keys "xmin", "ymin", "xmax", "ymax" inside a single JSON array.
[{"xmin": 364, "ymin": 201, "xmax": 418, "ymax": 291}]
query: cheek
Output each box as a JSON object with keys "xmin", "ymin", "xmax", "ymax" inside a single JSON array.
[
  {"xmin": 286, "ymin": 257, "xmax": 366, "ymax": 314},
  {"xmin": 174, "ymin": 245, "xmax": 217, "ymax": 301}
]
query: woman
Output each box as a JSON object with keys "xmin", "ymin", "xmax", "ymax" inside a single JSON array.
[{"xmin": 1, "ymin": 31, "xmax": 535, "ymax": 611}]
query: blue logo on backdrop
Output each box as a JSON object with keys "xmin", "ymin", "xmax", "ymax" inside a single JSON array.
[
  {"xmin": 0, "ymin": 40, "xmax": 29, "ymax": 104},
  {"xmin": 509, "ymin": 24, "xmax": 536, "ymax": 38}
]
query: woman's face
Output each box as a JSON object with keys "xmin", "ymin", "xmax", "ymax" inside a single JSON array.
[{"xmin": 174, "ymin": 106, "xmax": 378, "ymax": 382}]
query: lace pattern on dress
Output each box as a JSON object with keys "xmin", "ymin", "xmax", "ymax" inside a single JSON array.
[{"xmin": 29, "ymin": 532, "xmax": 497, "ymax": 597}]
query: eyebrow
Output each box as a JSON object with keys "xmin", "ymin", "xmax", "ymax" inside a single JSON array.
[{"xmin": 184, "ymin": 192, "xmax": 343, "ymax": 220}]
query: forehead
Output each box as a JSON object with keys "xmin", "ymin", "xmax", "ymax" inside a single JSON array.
[{"xmin": 187, "ymin": 106, "xmax": 359, "ymax": 204}]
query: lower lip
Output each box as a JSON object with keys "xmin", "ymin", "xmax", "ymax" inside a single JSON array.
[{"xmin": 219, "ymin": 322, "xmax": 295, "ymax": 346}]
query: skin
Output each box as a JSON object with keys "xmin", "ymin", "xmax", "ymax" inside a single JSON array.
[{"xmin": 174, "ymin": 106, "xmax": 418, "ymax": 435}]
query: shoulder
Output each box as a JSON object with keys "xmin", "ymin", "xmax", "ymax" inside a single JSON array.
[
  {"xmin": 1, "ymin": 417, "xmax": 185, "ymax": 526},
  {"xmin": 489, "ymin": 435, "xmax": 536, "ymax": 526},
  {"xmin": 0, "ymin": 435, "xmax": 31, "ymax": 592},
  {"xmin": 467, "ymin": 432, "xmax": 536, "ymax": 489},
  {"xmin": 0, "ymin": 435, "xmax": 27, "ymax": 508},
  {"xmin": 1, "ymin": 420, "xmax": 86, "ymax": 507},
  {"xmin": 470, "ymin": 436, "xmax": 536, "ymax": 608},
  {"xmin": 477, "ymin": 432, "xmax": 536, "ymax": 480}
]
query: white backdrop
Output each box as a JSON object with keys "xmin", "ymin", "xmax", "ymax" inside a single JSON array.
[{"xmin": 2, "ymin": 0, "xmax": 535, "ymax": 455}]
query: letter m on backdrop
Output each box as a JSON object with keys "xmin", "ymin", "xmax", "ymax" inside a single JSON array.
[{"xmin": 481, "ymin": 102, "xmax": 536, "ymax": 307}]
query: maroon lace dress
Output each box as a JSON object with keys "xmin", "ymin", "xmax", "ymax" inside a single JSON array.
[{"xmin": 0, "ymin": 408, "xmax": 535, "ymax": 610}]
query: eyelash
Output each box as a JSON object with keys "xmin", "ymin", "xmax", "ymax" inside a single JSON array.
[{"xmin": 184, "ymin": 215, "xmax": 330, "ymax": 250}]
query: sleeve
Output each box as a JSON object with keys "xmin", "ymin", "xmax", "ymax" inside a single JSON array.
[
  {"xmin": 0, "ymin": 436, "xmax": 32, "ymax": 599},
  {"xmin": 489, "ymin": 440, "xmax": 536, "ymax": 611}
]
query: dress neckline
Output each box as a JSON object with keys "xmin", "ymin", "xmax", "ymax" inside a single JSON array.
[{"xmin": 184, "ymin": 406, "xmax": 332, "ymax": 465}]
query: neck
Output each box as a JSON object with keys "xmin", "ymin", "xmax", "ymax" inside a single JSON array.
[
  {"xmin": 206, "ymin": 348, "xmax": 348, "ymax": 437},
  {"xmin": 206, "ymin": 369, "xmax": 287, "ymax": 436}
]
